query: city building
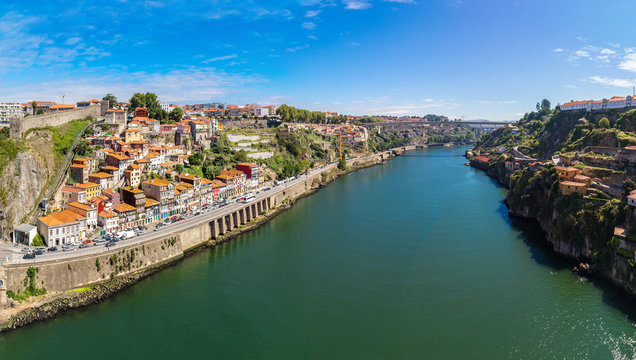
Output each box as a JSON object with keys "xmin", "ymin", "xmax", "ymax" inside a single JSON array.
[
  {"xmin": 69, "ymin": 164, "xmax": 89, "ymax": 184},
  {"xmin": 66, "ymin": 201, "xmax": 98, "ymax": 230},
  {"xmin": 61, "ymin": 186, "xmax": 86, "ymax": 205},
  {"xmin": 559, "ymin": 181, "xmax": 587, "ymax": 196},
  {"xmin": 37, "ymin": 209, "xmax": 86, "ymax": 246},
  {"xmin": 0, "ymin": 102, "xmax": 24, "ymax": 126},
  {"xmin": 13, "ymin": 224, "xmax": 37, "ymax": 245}
]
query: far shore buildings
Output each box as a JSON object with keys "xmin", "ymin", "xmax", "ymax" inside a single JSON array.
[{"xmin": 561, "ymin": 96, "xmax": 636, "ymax": 112}]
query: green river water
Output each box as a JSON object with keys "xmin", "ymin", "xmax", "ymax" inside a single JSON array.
[{"xmin": 1, "ymin": 146, "xmax": 636, "ymax": 359}]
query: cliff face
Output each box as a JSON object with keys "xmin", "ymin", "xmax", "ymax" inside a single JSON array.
[
  {"xmin": 0, "ymin": 131, "xmax": 56, "ymax": 242},
  {"xmin": 502, "ymin": 166, "xmax": 636, "ymax": 295}
]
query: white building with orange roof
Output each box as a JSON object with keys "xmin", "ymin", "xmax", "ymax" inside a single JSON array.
[
  {"xmin": 66, "ymin": 201, "xmax": 98, "ymax": 230},
  {"xmin": 37, "ymin": 209, "xmax": 86, "ymax": 246},
  {"xmin": 98, "ymin": 210, "xmax": 119, "ymax": 234},
  {"xmin": 89, "ymin": 172, "xmax": 115, "ymax": 190}
]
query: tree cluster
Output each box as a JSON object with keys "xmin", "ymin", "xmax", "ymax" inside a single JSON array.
[
  {"xmin": 129, "ymin": 92, "xmax": 169, "ymax": 123},
  {"xmin": 276, "ymin": 104, "xmax": 328, "ymax": 123}
]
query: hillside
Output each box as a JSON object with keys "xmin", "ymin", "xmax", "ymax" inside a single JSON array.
[{"xmin": 470, "ymin": 105, "xmax": 636, "ymax": 297}]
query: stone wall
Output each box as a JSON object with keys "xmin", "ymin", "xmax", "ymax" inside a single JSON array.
[{"xmin": 10, "ymin": 104, "xmax": 105, "ymax": 138}]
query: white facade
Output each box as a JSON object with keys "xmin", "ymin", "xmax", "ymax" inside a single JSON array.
[
  {"xmin": 160, "ymin": 102, "xmax": 170, "ymax": 113},
  {"xmin": 0, "ymin": 102, "xmax": 24, "ymax": 127},
  {"xmin": 562, "ymin": 96, "xmax": 635, "ymax": 111}
]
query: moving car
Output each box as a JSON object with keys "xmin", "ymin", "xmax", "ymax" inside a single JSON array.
[
  {"xmin": 33, "ymin": 249, "xmax": 45, "ymax": 256},
  {"xmin": 23, "ymin": 253, "xmax": 35, "ymax": 259},
  {"xmin": 106, "ymin": 241, "xmax": 117, "ymax": 247},
  {"xmin": 21, "ymin": 247, "xmax": 30, "ymax": 253},
  {"xmin": 79, "ymin": 243, "xmax": 89, "ymax": 249},
  {"xmin": 47, "ymin": 246, "xmax": 57, "ymax": 252}
]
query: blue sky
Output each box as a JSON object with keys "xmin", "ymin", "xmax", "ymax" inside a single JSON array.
[{"xmin": 1, "ymin": 0, "xmax": 636, "ymax": 120}]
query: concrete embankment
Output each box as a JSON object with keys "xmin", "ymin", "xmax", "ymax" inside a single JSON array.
[{"xmin": 0, "ymin": 148, "xmax": 400, "ymax": 332}]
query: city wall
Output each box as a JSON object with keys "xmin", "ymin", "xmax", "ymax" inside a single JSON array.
[{"xmin": 10, "ymin": 103, "xmax": 107, "ymax": 138}]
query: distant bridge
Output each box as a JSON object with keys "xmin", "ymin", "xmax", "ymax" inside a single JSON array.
[{"xmin": 361, "ymin": 121, "xmax": 515, "ymax": 129}]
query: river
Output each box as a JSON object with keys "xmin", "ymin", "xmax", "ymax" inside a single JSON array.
[{"xmin": 2, "ymin": 146, "xmax": 636, "ymax": 359}]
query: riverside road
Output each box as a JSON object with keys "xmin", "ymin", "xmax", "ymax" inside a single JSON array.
[{"xmin": 1, "ymin": 162, "xmax": 338, "ymax": 265}]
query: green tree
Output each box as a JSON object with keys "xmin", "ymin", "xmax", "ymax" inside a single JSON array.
[
  {"xmin": 541, "ymin": 99, "xmax": 551, "ymax": 112},
  {"xmin": 129, "ymin": 93, "xmax": 146, "ymax": 111},
  {"xmin": 31, "ymin": 101, "xmax": 37, "ymax": 115},
  {"xmin": 102, "ymin": 93, "xmax": 118, "ymax": 109},
  {"xmin": 623, "ymin": 179, "xmax": 636, "ymax": 193},
  {"xmin": 174, "ymin": 164, "xmax": 184, "ymax": 173},
  {"xmin": 31, "ymin": 235, "xmax": 45, "ymax": 247},
  {"xmin": 338, "ymin": 154, "xmax": 347, "ymax": 170},
  {"xmin": 236, "ymin": 150, "xmax": 248, "ymax": 162},
  {"xmin": 75, "ymin": 140, "xmax": 90, "ymax": 156},
  {"xmin": 189, "ymin": 152, "xmax": 203, "ymax": 166},
  {"xmin": 37, "ymin": 108, "xmax": 44, "ymax": 115},
  {"xmin": 169, "ymin": 107, "xmax": 183, "ymax": 122},
  {"xmin": 599, "ymin": 117, "xmax": 610, "ymax": 128},
  {"xmin": 144, "ymin": 92, "xmax": 162, "ymax": 119}
]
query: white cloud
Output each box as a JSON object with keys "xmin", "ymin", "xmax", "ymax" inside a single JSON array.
[
  {"xmin": 497, "ymin": 100, "xmax": 517, "ymax": 104},
  {"xmin": 383, "ymin": 0, "xmax": 415, "ymax": 3},
  {"xmin": 590, "ymin": 76, "xmax": 636, "ymax": 88},
  {"xmin": 475, "ymin": 100, "xmax": 491, "ymax": 104},
  {"xmin": 286, "ymin": 44, "xmax": 309, "ymax": 52},
  {"xmin": 302, "ymin": 21, "xmax": 317, "ymax": 30},
  {"xmin": 305, "ymin": 10, "xmax": 322, "ymax": 17},
  {"xmin": 553, "ymin": 48, "xmax": 564, "ymax": 53},
  {"xmin": 343, "ymin": 0, "xmax": 372, "ymax": 10},
  {"xmin": 65, "ymin": 37, "xmax": 82, "ymax": 46},
  {"xmin": 0, "ymin": 67, "xmax": 262, "ymax": 104},
  {"xmin": 619, "ymin": 53, "xmax": 636, "ymax": 73},
  {"xmin": 203, "ymin": 54, "xmax": 238, "ymax": 63},
  {"xmin": 574, "ymin": 50, "xmax": 589, "ymax": 58}
]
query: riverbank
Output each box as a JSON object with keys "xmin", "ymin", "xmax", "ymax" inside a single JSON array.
[
  {"xmin": 0, "ymin": 148, "xmax": 404, "ymax": 332},
  {"xmin": 467, "ymin": 152, "xmax": 636, "ymax": 303}
]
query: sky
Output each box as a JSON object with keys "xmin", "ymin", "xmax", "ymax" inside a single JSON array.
[{"xmin": 1, "ymin": 0, "xmax": 636, "ymax": 121}]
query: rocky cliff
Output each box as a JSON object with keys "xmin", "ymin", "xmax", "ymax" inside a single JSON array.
[{"xmin": 0, "ymin": 130, "xmax": 57, "ymax": 242}]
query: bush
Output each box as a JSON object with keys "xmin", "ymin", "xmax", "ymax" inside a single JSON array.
[{"xmin": 31, "ymin": 234, "xmax": 45, "ymax": 247}]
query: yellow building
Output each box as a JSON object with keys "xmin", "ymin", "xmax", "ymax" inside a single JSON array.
[
  {"xmin": 559, "ymin": 181, "xmax": 587, "ymax": 196},
  {"xmin": 75, "ymin": 181, "xmax": 100, "ymax": 199},
  {"xmin": 124, "ymin": 129, "xmax": 142, "ymax": 143},
  {"xmin": 555, "ymin": 166, "xmax": 581, "ymax": 182}
]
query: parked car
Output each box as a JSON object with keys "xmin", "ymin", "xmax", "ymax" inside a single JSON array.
[
  {"xmin": 21, "ymin": 247, "xmax": 30, "ymax": 253},
  {"xmin": 33, "ymin": 249, "xmax": 45, "ymax": 256},
  {"xmin": 23, "ymin": 253, "xmax": 35, "ymax": 259},
  {"xmin": 47, "ymin": 246, "xmax": 57, "ymax": 252},
  {"xmin": 94, "ymin": 239, "xmax": 106, "ymax": 246},
  {"xmin": 35, "ymin": 246, "xmax": 47, "ymax": 251},
  {"xmin": 79, "ymin": 243, "xmax": 89, "ymax": 249},
  {"xmin": 63, "ymin": 246, "xmax": 75, "ymax": 252},
  {"xmin": 106, "ymin": 241, "xmax": 117, "ymax": 247}
]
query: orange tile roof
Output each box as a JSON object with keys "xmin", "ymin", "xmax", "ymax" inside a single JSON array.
[
  {"xmin": 144, "ymin": 178, "xmax": 171, "ymax": 187},
  {"xmin": 211, "ymin": 179, "xmax": 226, "ymax": 188},
  {"xmin": 560, "ymin": 181, "xmax": 587, "ymax": 187},
  {"xmin": 99, "ymin": 210, "xmax": 118, "ymax": 218},
  {"xmin": 67, "ymin": 201, "xmax": 94, "ymax": 211},
  {"xmin": 237, "ymin": 162, "xmax": 258, "ymax": 167},
  {"xmin": 50, "ymin": 104, "xmax": 77, "ymax": 109},
  {"xmin": 70, "ymin": 164, "xmax": 88, "ymax": 169},
  {"xmin": 38, "ymin": 209, "xmax": 84, "ymax": 226},
  {"xmin": 89, "ymin": 172, "xmax": 114, "ymax": 179},
  {"xmin": 145, "ymin": 198, "xmax": 159, "ymax": 207},
  {"xmin": 61, "ymin": 186, "xmax": 83, "ymax": 193},
  {"xmin": 113, "ymin": 203, "xmax": 136, "ymax": 213},
  {"xmin": 135, "ymin": 158, "xmax": 151, "ymax": 164},
  {"xmin": 75, "ymin": 182, "xmax": 99, "ymax": 189}
]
